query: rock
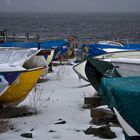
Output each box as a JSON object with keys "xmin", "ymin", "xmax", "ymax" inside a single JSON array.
[
  {"xmin": 90, "ymin": 108, "xmax": 118, "ymax": 125},
  {"xmin": 30, "ymin": 128, "xmax": 34, "ymax": 131},
  {"xmin": 21, "ymin": 133, "xmax": 33, "ymax": 138},
  {"xmin": 84, "ymin": 125, "xmax": 116, "ymax": 139},
  {"xmin": 49, "ymin": 130, "xmax": 56, "ymax": 133},
  {"xmin": 54, "ymin": 120, "xmax": 66, "ymax": 124}
]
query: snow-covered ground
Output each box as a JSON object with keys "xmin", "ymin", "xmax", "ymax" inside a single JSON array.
[{"xmin": 0, "ymin": 64, "xmax": 125, "ymax": 140}]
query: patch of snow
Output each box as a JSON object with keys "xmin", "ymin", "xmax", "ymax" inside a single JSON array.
[{"xmin": 0, "ymin": 65, "xmax": 124, "ymax": 140}]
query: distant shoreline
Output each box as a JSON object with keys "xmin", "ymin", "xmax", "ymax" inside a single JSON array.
[{"xmin": 0, "ymin": 11, "xmax": 140, "ymax": 15}]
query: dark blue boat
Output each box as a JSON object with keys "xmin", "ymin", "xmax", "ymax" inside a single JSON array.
[
  {"xmin": 87, "ymin": 41, "xmax": 140, "ymax": 58},
  {"xmin": 0, "ymin": 71, "xmax": 22, "ymax": 85}
]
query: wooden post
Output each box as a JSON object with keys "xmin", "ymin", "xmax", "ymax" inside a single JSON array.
[
  {"xmin": 36, "ymin": 34, "xmax": 40, "ymax": 50},
  {"xmin": 26, "ymin": 33, "xmax": 29, "ymax": 42}
]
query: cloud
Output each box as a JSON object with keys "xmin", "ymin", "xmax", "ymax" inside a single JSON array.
[{"xmin": 4, "ymin": 0, "xmax": 12, "ymax": 5}]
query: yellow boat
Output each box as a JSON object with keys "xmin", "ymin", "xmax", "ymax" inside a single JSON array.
[{"xmin": 0, "ymin": 67, "xmax": 45, "ymax": 106}]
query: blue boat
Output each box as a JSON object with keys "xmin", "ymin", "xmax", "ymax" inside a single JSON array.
[
  {"xmin": 87, "ymin": 41, "xmax": 140, "ymax": 58},
  {"xmin": 0, "ymin": 40, "xmax": 68, "ymax": 60}
]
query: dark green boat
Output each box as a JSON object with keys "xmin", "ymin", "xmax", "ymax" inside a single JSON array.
[
  {"xmin": 99, "ymin": 76, "xmax": 140, "ymax": 140},
  {"xmin": 85, "ymin": 58, "xmax": 121, "ymax": 91}
]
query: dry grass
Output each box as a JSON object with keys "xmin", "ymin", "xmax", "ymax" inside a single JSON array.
[
  {"xmin": 0, "ymin": 106, "xmax": 37, "ymax": 119},
  {"xmin": 0, "ymin": 119, "xmax": 13, "ymax": 133},
  {"xmin": 0, "ymin": 106, "xmax": 37, "ymax": 134}
]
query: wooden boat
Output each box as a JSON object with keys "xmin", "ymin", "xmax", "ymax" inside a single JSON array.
[
  {"xmin": 99, "ymin": 76, "xmax": 140, "ymax": 139},
  {"xmin": 0, "ymin": 67, "xmax": 45, "ymax": 106}
]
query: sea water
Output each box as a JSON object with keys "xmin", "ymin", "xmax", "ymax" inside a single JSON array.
[{"xmin": 0, "ymin": 12, "xmax": 139, "ymax": 44}]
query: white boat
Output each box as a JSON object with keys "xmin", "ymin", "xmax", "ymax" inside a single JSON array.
[
  {"xmin": 73, "ymin": 50, "xmax": 140, "ymax": 82},
  {"xmin": 95, "ymin": 50, "xmax": 140, "ymax": 77},
  {"xmin": 104, "ymin": 58, "xmax": 140, "ymax": 77},
  {"xmin": 95, "ymin": 50, "xmax": 140, "ymax": 59}
]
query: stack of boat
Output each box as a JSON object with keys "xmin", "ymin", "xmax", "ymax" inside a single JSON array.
[{"xmin": 73, "ymin": 40, "xmax": 140, "ymax": 140}]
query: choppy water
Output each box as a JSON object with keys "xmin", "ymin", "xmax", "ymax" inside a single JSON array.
[{"xmin": 0, "ymin": 12, "xmax": 140, "ymax": 44}]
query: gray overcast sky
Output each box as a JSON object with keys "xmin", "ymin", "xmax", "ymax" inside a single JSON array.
[{"xmin": 0, "ymin": 0, "xmax": 140, "ymax": 12}]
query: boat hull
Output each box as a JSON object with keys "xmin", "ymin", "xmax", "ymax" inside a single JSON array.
[
  {"xmin": 73, "ymin": 60, "xmax": 89, "ymax": 81},
  {"xmin": 0, "ymin": 67, "xmax": 45, "ymax": 106},
  {"xmin": 85, "ymin": 58, "xmax": 120, "ymax": 91},
  {"xmin": 46, "ymin": 49, "xmax": 55, "ymax": 65},
  {"xmin": 95, "ymin": 50, "xmax": 140, "ymax": 60},
  {"xmin": 0, "ymin": 71, "xmax": 22, "ymax": 85},
  {"xmin": 110, "ymin": 59, "xmax": 140, "ymax": 77},
  {"xmin": 95, "ymin": 51, "xmax": 140, "ymax": 77},
  {"xmin": 0, "ymin": 76, "xmax": 9, "ymax": 95}
]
